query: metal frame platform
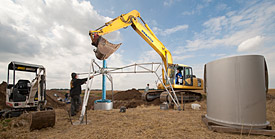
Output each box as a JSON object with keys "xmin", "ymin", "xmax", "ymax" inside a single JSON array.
[{"xmin": 78, "ymin": 59, "xmax": 181, "ymax": 123}]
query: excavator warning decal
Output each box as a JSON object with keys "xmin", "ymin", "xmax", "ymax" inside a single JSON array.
[{"xmin": 141, "ymin": 30, "xmax": 153, "ymax": 43}]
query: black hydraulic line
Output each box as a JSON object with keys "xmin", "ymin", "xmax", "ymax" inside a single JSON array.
[{"xmin": 139, "ymin": 17, "xmax": 146, "ymax": 25}]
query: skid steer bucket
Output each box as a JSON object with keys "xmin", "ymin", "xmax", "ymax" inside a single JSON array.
[
  {"xmin": 92, "ymin": 36, "xmax": 121, "ymax": 60},
  {"xmin": 30, "ymin": 110, "xmax": 55, "ymax": 131}
]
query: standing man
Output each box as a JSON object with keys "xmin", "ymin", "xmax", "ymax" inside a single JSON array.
[
  {"xmin": 145, "ymin": 84, "xmax": 149, "ymax": 93},
  {"xmin": 70, "ymin": 72, "xmax": 93, "ymax": 116},
  {"xmin": 142, "ymin": 84, "xmax": 150, "ymax": 101}
]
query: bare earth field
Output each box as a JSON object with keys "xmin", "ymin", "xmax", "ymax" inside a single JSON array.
[{"xmin": 1, "ymin": 85, "xmax": 275, "ymax": 138}]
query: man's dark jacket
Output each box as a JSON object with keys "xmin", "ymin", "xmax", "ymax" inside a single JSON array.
[{"xmin": 70, "ymin": 78, "xmax": 87, "ymax": 96}]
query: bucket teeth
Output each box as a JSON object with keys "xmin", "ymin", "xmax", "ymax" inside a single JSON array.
[{"xmin": 92, "ymin": 36, "xmax": 121, "ymax": 60}]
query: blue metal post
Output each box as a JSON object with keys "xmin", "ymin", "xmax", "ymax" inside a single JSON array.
[
  {"xmin": 95, "ymin": 59, "xmax": 111, "ymax": 103},
  {"xmin": 102, "ymin": 59, "xmax": 106, "ymax": 100}
]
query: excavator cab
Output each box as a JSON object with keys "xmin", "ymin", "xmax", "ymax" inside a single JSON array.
[
  {"xmin": 157, "ymin": 64, "xmax": 203, "ymax": 103},
  {"xmin": 164, "ymin": 64, "xmax": 202, "ymax": 90}
]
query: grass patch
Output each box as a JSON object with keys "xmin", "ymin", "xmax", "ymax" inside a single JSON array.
[{"xmin": 1, "ymin": 118, "xmax": 11, "ymax": 128}]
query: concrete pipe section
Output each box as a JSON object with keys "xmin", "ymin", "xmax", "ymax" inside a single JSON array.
[{"xmin": 204, "ymin": 55, "xmax": 269, "ymax": 129}]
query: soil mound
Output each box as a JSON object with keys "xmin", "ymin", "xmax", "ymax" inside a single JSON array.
[
  {"xmin": 45, "ymin": 90, "xmax": 68, "ymax": 109},
  {"xmin": 0, "ymin": 82, "xmax": 7, "ymax": 110},
  {"xmin": 114, "ymin": 89, "xmax": 142, "ymax": 100},
  {"xmin": 113, "ymin": 100, "xmax": 144, "ymax": 109},
  {"xmin": 86, "ymin": 94, "xmax": 101, "ymax": 110},
  {"xmin": 112, "ymin": 89, "xmax": 162, "ymax": 109}
]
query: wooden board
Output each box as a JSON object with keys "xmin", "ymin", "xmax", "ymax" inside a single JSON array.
[
  {"xmin": 201, "ymin": 115, "xmax": 275, "ymax": 136},
  {"xmin": 30, "ymin": 110, "xmax": 55, "ymax": 131},
  {"xmin": 211, "ymin": 126, "xmax": 275, "ymax": 136}
]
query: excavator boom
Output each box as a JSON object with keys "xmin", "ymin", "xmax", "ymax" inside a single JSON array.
[{"xmin": 89, "ymin": 10, "xmax": 172, "ymax": 70}]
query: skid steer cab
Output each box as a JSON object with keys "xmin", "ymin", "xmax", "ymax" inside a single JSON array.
[{"xmin": 6, "ymin": 61, "xmax": 47, "ymax": 109}]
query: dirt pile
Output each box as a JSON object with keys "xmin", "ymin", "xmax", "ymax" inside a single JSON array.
[
  {"xmin": 45, "ymin": 90, "xmax": 67, "ymax": 109},
  {"xmin": 86, "ymin": 94, "xmax": 101, "ymax": 110},
  {"xmin": 0, "ymin": 82, "xmax": 7, "ymax": 110},
  {"xmin": 145, "ymin": 98, "xmax": 161, "ymax": 105},
  {"xmin": 113, "ymin": 89, "xmax": 142, "ymax": 100},
  {"xmin": 112, "ymin": 89, "xmax": 161, "ymax": 109},
  {"xmin": 112, "ymin": 89, "xmax": 143, "ymax": 109}
]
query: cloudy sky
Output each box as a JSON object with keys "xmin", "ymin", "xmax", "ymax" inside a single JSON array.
[{"xmin": 0, "ymin": 0, "xmax": 274, "ymax": 90}]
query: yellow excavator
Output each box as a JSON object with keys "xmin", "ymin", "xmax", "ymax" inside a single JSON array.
[{"xmin": 89, "ymin": 10, "xmax": 203, "ymax": 103}]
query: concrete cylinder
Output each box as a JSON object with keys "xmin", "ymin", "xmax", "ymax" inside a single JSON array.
[{"xmin": 204, "ymin": 55, "xmax": 269, "ymax": 128}]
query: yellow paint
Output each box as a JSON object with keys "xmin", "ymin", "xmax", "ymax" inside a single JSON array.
[{"xmin": 17, "ymin": 67, "xmax": 26, "ymax": 70}]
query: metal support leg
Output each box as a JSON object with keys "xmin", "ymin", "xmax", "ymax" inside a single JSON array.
[
  {"xmin": 154, "ymin": 72, "xmax": 179, "ymax": 108},
  {"xmin": 79, "ymin": 60, "xmax": 94, "ymax": 123}
]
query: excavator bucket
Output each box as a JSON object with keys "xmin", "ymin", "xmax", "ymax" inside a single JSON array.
[
  {"xmin": 92, "ymin": 36, "xmax": 121, "ymax": 60},
  {"xmin": 29, "ymin": 110, "xmax": 55, "ymax": 131}
]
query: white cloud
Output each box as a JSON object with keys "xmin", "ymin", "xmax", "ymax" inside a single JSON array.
[
  {"xmin": 203, "ymin": 0, "xmax": 212, "ymax": 3},
  {"xmin": 237, "ymin": 36, "xmax": 264, "ymax": 52},
  {"xmin": 216, "ymin": 3, "xmax": 228, "ymax": 11},
  {"xmin": 182, "ymin": 10, "xmax": 195, "ymax": 16},
  {"xmin": 164, "ymin": 25, "xmax": 189, "ymax": 34},
  {"xmin": 173, "ymin": 55, "xmax": 195, "ymax": 61},
  {"xmin": 153, "ymin": 25, "xmax": 188, "ymax": 36},
  {"xmin": 136, "ymin": 50, "xmax": 160, "ymax": 63},
  {"xmin": 203, "ymin": 16, "xmax": 227, "ymax": 34},
  {"xmin": 181, "ymin": 1, "xmax": 211, "ymax": 16},
  {"xmin": 0, "ymin": 0, "xmax": 121, "ymax": 89},
  {"xmin": 210, "ymin": 53, "xmax": 227, "ymax": 57},
  {"xmin": 196, "ymin": 4, "xmax": 204, "ymax": 11},
  {"xmin": 163, "ymin": 0, "xmax": 174, "ymax": 7},
  {"xmin": 148, "ymin": 19, "xmax": 158, "ymax": 27}
]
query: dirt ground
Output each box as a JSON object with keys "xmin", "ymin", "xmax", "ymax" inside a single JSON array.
[{"xmin": 1, "ymin": 83, "xmax": 275, "ymax": 138}]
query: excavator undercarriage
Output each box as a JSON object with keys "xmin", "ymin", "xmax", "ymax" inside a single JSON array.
[{"xmin": 142, "ymin": 90, "xmax": 203, "ymax": 103}]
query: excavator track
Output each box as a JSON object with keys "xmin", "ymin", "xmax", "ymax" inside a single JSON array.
[
  {"xmin": 143, "ymin": 90, "xmax": 203, "ymax": 103},
  {"xmin": 142, "ymin": 90, "xmax": 163, "ymax": 102}
]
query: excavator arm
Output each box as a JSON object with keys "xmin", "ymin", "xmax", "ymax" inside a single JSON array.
[{"xmin": 89, "ymin": 10, "xmax": 173, "ymax": 70}]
